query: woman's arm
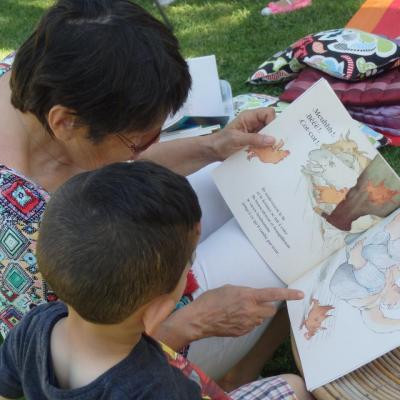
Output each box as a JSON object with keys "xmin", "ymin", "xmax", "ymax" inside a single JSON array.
[
  {"xmin": 138, "ymin": 108, "xmax": 276, "ymax": 176},
  {"xmin": 137, "ymin": 135, "xmax": 217, "ymax": 176},
  {"xmin": 153, "ymin": 285, "xmax": 304, "ymax": 351}
]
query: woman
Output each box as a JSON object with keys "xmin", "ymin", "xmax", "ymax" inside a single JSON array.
[{"xmin": 0, "ymin": 0, "xmax": 302, "ymax": 386}]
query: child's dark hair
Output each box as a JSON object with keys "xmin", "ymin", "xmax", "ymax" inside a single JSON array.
[
  {"xmin": 37, "ymin": 161, "xmax": 201, "ymax": 324},
  {"xmin": 10, "ymin": 0, "xmax": 191, "ymax": 141}
]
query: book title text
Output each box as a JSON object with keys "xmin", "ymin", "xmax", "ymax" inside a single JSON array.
[{"xmin": 299, "ymin": 108, "xmax": 337, "ymax": 145}]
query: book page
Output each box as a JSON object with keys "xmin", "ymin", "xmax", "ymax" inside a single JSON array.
[
  {"xmin": 213, "ymin": 79, "xmax": 400, "ymax": 284},
  {"xmin": 288, "ymin": 208, "xmax": 400, "ymax": 391}
]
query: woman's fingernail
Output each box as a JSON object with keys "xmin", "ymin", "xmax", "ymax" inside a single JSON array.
[{"xmin": 262, "ymin": 135, "xmax": 275, "ymax": 145}]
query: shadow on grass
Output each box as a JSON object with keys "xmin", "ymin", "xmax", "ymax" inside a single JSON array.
[{"xmin": 161, "ymin": 0, "xmax": 365, "ymax": 94}]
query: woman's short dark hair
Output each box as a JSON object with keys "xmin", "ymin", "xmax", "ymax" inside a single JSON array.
[
  {"xmin": 37, "ymin": 161, "xmax": 202, "ymax": 324},
  {"xmin": 10, "ymin": 0, "xmax": 191, "ymax": 141}
]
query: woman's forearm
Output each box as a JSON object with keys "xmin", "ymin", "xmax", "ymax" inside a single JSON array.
[{"xmin": 138, "ymin": 135, "xmax": 218, "ymax": 176}]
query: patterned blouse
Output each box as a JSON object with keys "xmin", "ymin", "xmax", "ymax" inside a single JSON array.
[
  {"xmin": 0, "ymin": 165, "xmax": 52, "ymax": 337},
  {"xmin": 0, "ymin": 54, "xmax": 52, "ymax": 338}
]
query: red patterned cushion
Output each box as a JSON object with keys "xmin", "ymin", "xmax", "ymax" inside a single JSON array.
[{"xmin": 280, "ymin": 66, "xmax": 400, "ymax": 106}]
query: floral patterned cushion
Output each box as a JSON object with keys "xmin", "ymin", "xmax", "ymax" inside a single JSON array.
[
  {"xmin": 248, "ymin": 28, "xmax": 400, "ymax": 85},
  {"xmin": 247, "ymin": 48, "xmax": 304, "ymax": 85}
]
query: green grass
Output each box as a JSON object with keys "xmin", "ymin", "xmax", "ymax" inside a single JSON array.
[{"xmin": 1, "ymin": 0, "xmax": 400, "ymax": 382}]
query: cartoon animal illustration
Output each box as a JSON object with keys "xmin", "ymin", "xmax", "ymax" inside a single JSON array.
[
  {"xmin": 326, "ymin": 155, "xmax": 400, "ymax": 231},
  {"xmin": 314, "ymin": 185, "xmax": 348, "ymax": 205},
  {"xmin": 365, "ymin": 180, "xmax": 400, "ymax": 206},
  {"xmin": 300, "ymin": 298, "xmax": 335, "ymax": 340},
  {"xmin": 330, "ymin": 212, "xmax": 400, "ymax": 333},
  {"xmin": 302, "ymin": 148, "xmax": 359, "ymax": 190},
  {"xmin": 301, "ymin": 136, "xmax": 398, "ymax": 234},
  {"xmin": 246, "ymin": 138, "xmax": 290, "ymax": 164},
  {"xmin": 321, "ymin": 132, "xmax": 370, "ymax": 172}
]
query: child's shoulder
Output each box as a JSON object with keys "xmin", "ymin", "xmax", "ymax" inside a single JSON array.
[
  {"xmin": 19, "ymin": 301, "xmax": 66, "ymax": 326},
  {"xmin": 108, "ymin": 335, "xmax": 203, "ymax": 399},
  {"xmin": 5, "ymin": 302, "xmax": 66, "ymax": 347}
]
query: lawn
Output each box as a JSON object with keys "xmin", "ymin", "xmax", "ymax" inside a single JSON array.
[{"xmin": 0, "ymin": 0, "xmax": 399, "ymax": 383}]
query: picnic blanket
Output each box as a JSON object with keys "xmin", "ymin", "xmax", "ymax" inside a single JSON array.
[{"xmin": 346, "ymin": 0, "xmax": 400, "ymax": 39}]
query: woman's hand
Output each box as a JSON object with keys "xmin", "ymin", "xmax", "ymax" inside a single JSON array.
[
  {"xmin": 187, "ymin": 285, "xmax": 303, "ymax": 338},
  {"xmin": 139, "ymin": 108, "xmax": 276, "ymax": 176},
  {"xmin": 208, "ymin": 108, "xmax": 276, "ymax": 161},
  {"xmin": 153, "ymin": 284, "xmax": 303, "ymax": 350}
]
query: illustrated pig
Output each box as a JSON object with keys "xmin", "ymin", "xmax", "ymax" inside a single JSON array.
[
  {"xmin": 246, "ymin": 139, "xmax": 290, "ymax": 164},
  {"xmin": 300, "ymin": 298, "xmax": 334, "ymax": 340}
]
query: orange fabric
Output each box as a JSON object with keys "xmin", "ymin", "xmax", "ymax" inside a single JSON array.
[
  {"xmin": 346, "ymin": 0, "xmax": 395, "ymax": 33},
  {"xmin": 373, "ymin": 0, "xmax": 400, "ymax": 38}
]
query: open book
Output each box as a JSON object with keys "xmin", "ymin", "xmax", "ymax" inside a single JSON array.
[
  {"xmin": 212, "ymin": 79, "xmax": 400, "ymax": 391},
  {"xmin": 161, "ymin": 55, "xmax": 232, "ymax": 141}
]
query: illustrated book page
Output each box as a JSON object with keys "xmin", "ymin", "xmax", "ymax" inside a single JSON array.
[
  {"xmin": 213, "ymin": 79, "xmax": 400, "ymax": 284},
  {"xmin": 287, "ymin": 208, "xmax": 400, "ymax": 390}
]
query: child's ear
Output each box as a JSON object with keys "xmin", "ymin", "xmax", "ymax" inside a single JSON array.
[{"xmin": 142, "ymin": 295, "xmax": 177, "ymax": 336}]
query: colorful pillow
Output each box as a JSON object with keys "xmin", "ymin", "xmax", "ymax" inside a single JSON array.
[
  {"xmin": 248, "ymin": 28, "xmax": 400, "ymax": 85},
  {"xmin": 247, "ymin": 48, "xmax": 305, "ymax": 85},
  {"xmin": 302, "ymin": 29, "xmax": 400, "ymax": 80}
]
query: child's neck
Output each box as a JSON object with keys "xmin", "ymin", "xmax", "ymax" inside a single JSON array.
[{"xmin": 51, "ymin": 306, "xmax": 143, "ymax": 390}]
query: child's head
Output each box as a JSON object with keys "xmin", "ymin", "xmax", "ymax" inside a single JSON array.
[{"xmin": 37, "ymin": 161, "xmax": 201, "ymax": 326}]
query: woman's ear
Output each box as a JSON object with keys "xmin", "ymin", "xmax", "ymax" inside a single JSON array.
[
  {"xmin": 195, "ymin": 222, "xmax": 202, "ymax": 239},
  {"xmin": 47, "ymin": 105, "xmax": 83, "ymax": 142},
  {"xmin": 142, "ymin": 295, "xmax": 177, "ymax": 336}
]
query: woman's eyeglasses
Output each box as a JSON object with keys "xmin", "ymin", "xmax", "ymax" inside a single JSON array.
[{"xmin": 118, "ymin": 130, "xmax": 161, "ymax": 156}]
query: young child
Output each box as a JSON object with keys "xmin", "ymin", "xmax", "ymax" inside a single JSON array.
[{"xmin": 0, "ymin": 161, "xmax": 310, "ymax": 399}]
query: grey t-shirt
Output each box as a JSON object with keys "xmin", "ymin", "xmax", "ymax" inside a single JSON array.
[{"xmin": 0, "ymin": 302, "xmax": 202, "ymax": 399}]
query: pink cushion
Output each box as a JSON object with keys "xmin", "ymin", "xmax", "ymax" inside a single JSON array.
[{"xmin": 280, "ymin": 66, "xmax": 400, "ymax": 106}]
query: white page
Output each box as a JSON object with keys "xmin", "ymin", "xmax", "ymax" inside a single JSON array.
[
  {"xmin": 213, "ymin": 79, "xmax": 381, "ymax": 284},
  {"xmin": 288, "ymin": 208, "xmax": 400, "ymax": 391},
  {"xmin": 160, "ymin": 125, "xmax": 220, "ymax": 142},
  {"xmin": 163, "ymin": 55, "xmax": 225, "ymax": 129}
]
